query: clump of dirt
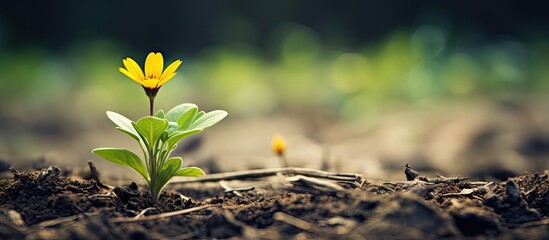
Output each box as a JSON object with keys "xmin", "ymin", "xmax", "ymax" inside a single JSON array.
[
  {"xmin": 450, "ymin": 204, "xmax": 503, "ymax": 236},
  {"xmin": 0, "ymin": 166, "xmax": 194, "ymax": 226},
  {"xmin": 0, "ymin": 166, "xmax": 548, "ymax": 239},
  {"xmin": 513, "ymin": 173, "xmax": 549, "ymax": 216},
  {"xmin": 112, "ymin": 183, "xmax": 197, "ymax": 217},
  {"xmin": 486, "ymin": 179, "xmax": 541, "ymax": 224},
  {"xmin": 0, "ymin": 166, "xmax": 102, "ymax": 225},
  {"xmin": 358, "ymin": 193, "xmax": 459, "ymax": 239}
]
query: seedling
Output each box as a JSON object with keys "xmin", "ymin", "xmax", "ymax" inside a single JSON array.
[{"xmin": 93, "ymin": 52, "xmax": 227, "ymax": 199}]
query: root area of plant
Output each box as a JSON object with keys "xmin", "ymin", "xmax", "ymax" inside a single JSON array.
[{"xmin": 0, "ymin": 166, "xmax": 548, "ymax": 239}]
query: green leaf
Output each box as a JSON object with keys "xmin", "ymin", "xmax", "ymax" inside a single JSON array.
[
  {"xmin": 106, "ymin": 111, "xmax": 138, "ymax": 136},
  {"xmin": 194, "ymin": 111, "xmax": 205, "ymax": 120},
  {"xmin": 166, "ymin": 129, "xmax": 203, "ymax": 150},
  {"xmin": 131, "ymin": 122, "xmax": 149, "ymax": 145},
  {"xmin": 155, "ymin": 110, "xmax": 165, "ymax": 119},
  {"xmin": 151, "ymin": 157, "xmax": 182, "ymax": 196},
  {"xmin": 177, "ymin": 106, "xmax": 198, "ymax": 130},
  {"xmin": 175, "ymin": 167, "xmax": 206, "ymax": 177},
  {"xmin": 158, "ymin": 149, "xmax": 169, "ymax": 162},
  {"xmin": 116, "ymin": 127, "xmax": 140, "ymax": 142},
  {"xmin": 163, "ymin": 157, "xmax": 182, "ymax": 174},
  {"xmin": 92, "ymin": 148, "xmax": 149, "ymax": 181},
  {"xmin": 165, "ymin": 103, "xmax": 198, "ymax": 123},
  {"xmin": 160, "ymin": 131, "xmax": 169, "ymax": 142},
  {"xmin": 166, "ymin": 122, "xmax": 178, "ymax": 134},
  {"xmin": 134, "ymin": 116, "xmax": 169, "ymax": 145},
  {"xmin": 189, "ymin": 110, "xmax": 228, "ymax": 130}
]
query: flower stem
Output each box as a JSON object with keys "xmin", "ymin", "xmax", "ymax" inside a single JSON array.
[{"xmin": 149, "ymin": 97, "xmax": 155, "ymax": 116}]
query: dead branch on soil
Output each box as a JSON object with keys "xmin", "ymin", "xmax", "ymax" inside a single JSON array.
[
  {"xmin": 284, "ymin": 175, "xmax": 345, "ymax": 191},
  {"xmin": 398, "ymin": 175, "xmax": 470, "ymax": 185},
  {"xmin": 133, "ymin": 207, "xmax": 158, "ymax": 219},
  {"xmin": 219, "ymin": 181, "xmax": 255, "ymax": 197},
  {"xmin": 110, "ymin": 205, "xmax": 213, "ymax": 223},
  {"xmin": 88, "ymin": 160, "xmax": 114, "ymax": 190},
  {"xmin": 429, "ymin": 174, "xmax": 469, "ymax": 184},
  {"xmin": 24, "ymin": 212, "xmax": 101, "ymax": 233},
  {"xmin": 508, "ymin": 218, "xmax": 549, "ymax": 228},
  {"xmin": 171, "ymin": 167, "xmax": 364, "ymax": 184},
  {"xmin": 273, "ymin": 212, "xmax": 353, "ymax": 236},
  {"xmin": 370, "ymin": 184, "xmax": 396, "ymax": 193},
  {"xmin": 89, "ymin": 192, "xmax": 115, "ymax": 199},
  {"xmin": 440, "ymin": 182, "xmax": 495, "ymax": 197},
  {"xmin": 402, "ymin": 163, "xmax": 472, "ymax": 185},
  {"xmin": 175, "ymin": 192, "xmax": 192, "ymax": 206}
]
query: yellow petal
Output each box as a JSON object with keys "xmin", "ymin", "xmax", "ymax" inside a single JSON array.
[
  {"xmin": 145, "ymin": 52, "xmax": 163, "ymax": 79},
  {"xmin": 142, "ymin": 79, "xmax": 160, "ymax": 89},
  {"xmin": 154, "ymin": 53, "xmax": 164, "ymax": 79},
  {"xmin": 123, "ymin": 58, "xmax": 145, "ymax": 81},
  {"xmin": 158, "ymin": 73, "xmax": 176, "ymax": 86},
  {"xmin": 119, "ymin": 67, "xmax": 141, "ymax": 84},
  {"xmin": 160, "ymin": 60, "xmax": 182, "ymax": 81},
  {"xmin": 144, "ymin": 52, "xmax": 156, "ymax": 79}
]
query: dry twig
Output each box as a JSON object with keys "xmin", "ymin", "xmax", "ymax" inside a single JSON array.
[
  {"xmin": 88, "ymin": 160, "xmax": 114, "ymax": 190},
  {"xmin": 133, "ymin": 207, "xmax": 158, "ymax": 219},
  {"xmin": 430, "ymin": 174, "xmax": 469, "ymax": 184},
  {"xmin": 273, "ymin": 212, "xmax": 352, "ymax": 235},
  {"xmin": 371, "ymin": 184, "xmax": 396, "ymax": 193},
  {"xmin": 439, "ymin": 182, "xmax": 494, "ymax": 197},
  {"xmin": 171, "ymin": 167, "xmax": 363, "ymax": 184},
  {"xmin": 284, "ymin": 175, "xmax": 345, "ymax": 191},
  {"xmin": 219, "ymin": 181, "xmax": 255, "ymax": 197},
  {"xmin": 274, "ymin": 212, "xmax": 333, "ymax": 235},
  {"xmin": 25, "ymin": 212, "xmax": 101, "ymax": 233},
  {"xmin": 89, "ymin": 192, "xmax": 115, "ymax": 199},
  {"xmin": 111, "ymin": 205, "xmax": 213, "ymax": 223},
  {"xmin": 508, "ymin": 218, "xmax": 549, "ymax": 228}
]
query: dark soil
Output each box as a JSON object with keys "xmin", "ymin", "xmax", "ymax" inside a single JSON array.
[{"xmin": 0, "ymin": 166, "xmax": 548, "ymax": 239}]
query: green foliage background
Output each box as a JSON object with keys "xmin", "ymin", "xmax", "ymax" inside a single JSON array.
[
  {"xmin": 1, "ymin": 28, "xmax": 548, "ymax": 120},
  {"xmin": 1, "ymin": 1, "xmax": 549, "ymax": 169}
]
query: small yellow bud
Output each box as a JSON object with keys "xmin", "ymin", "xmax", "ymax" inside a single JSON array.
[{"xmin": 272, "ymin": 134, "xmax": 286, "ymax": 156}]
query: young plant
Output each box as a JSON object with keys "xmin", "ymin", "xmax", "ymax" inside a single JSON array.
[{"xmin": 92, "ymin": 52, "xmax": 227, "ymax": 199}]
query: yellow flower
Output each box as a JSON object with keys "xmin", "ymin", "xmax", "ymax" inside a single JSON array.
[
  {"xmin": 272, "ymin": 134, "xmax": 286, "ymax": 156},
  {"xmin": 119, "ymin": 52, "xmax": 182, "ymax": 92}
]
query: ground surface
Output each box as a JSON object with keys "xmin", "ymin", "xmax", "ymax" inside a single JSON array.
[
  {"xmin": 3, "ymin": 99, "xmax": 549, "ymax": 182},
  {"xmin": 0, "ymin": 165, "xmax": 548, "ymax": 239}
]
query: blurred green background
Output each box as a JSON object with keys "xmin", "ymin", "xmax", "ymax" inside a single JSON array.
[{"xmin": 1, "ymin": 1, "xmax": 548, "ymax": 179}]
